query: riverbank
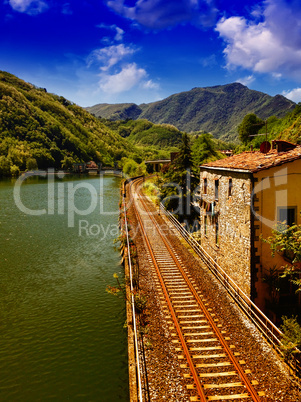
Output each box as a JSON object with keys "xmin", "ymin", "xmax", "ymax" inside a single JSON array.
[{"xmin": 119, "ymin": 205, "xmax": 139, "ymax": 402}]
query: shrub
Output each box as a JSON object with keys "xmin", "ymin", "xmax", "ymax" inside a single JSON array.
[
  {"xmin": 280, "ymin": 316, "xmax": 301, "ymax": 362},
  {"xmin": 26, "ymin": 157, "xmax": 38, "ymax": 170}
]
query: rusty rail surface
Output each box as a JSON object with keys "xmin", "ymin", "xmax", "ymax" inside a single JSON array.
[
  {"xmin": 159, "ymin": 201, "xmax": 301, "ymax": 375},
  {"xmin": 131, "ymin": 178, "xmax": 265, "ymax": 401},
  {"xmin": 123, "ymin": 194, "xmax": 144, "ymax": 402}
]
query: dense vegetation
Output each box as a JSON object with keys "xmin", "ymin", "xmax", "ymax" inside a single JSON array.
[
  {"xmin": 0, "ymin": 70, "xmax": 223, "ymax": 178},
  {"xmin": 235, "ymin": 105, "xmax": 301, "ymax": 152},
  {"xmin": 260, "ymin": 104, "xmax": 301, "ymax": 144},
  {"xmin": 2, "ymin": 69, "xmax": 300, "ymax": 179},
  {"xmin": 238, "ymin": 113, "xmax": 265, "ymax": 145},
  {"xmin": 156, "ymin": 132, "xmax": 224, "ymax": 223},
  {"xmin": 101, "ymin": 118, "xmax": 182, "ymax": 148},
  {"xmin": 87, "ymin": 83, "xmax": 295, "ymax": 142},
  {"xmin": 264, "ymin": 219, "xmax": 301, "ymax": 294},
  {"xmin": 0, "ymin": 71, "xmax": 141, "ymax": 176}
]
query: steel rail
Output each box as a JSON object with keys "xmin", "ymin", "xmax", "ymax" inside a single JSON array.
[
  {"xmin": 123, "ymin": 194, "xmax": 143, "ymax": 402},
  {"xmin": 131, "ymin": 185, "xmax": 207, "ymax": 401},
  {"xmin": 136, "ymin": 188, "xmax": 262, "ymax": 402},
  {"xmin": 160, "ymin": 199, "xmax": 301, "ymax": 376},
  {"xmin": 160, "ymin": 203, "xmax": 283, "ymax": 347}
]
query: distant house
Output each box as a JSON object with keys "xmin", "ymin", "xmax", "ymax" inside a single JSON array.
[
  {"xmin": 86, "ymin": 161, "xmax": 99, "ymax": 174},
  {"xmin": 199, "ymin": 141, "xmax": 301, "ymax": 321},
  {"xmin": 73, "ymin": 161, "xmax": 101, "ymax": 174},
  {"xmin": 73, "ymin": 163, "xmax": 86, "ymax": 173},
  {"xmin": 219, "ymin": 149, "xmax": 233, "ymax": 157}
]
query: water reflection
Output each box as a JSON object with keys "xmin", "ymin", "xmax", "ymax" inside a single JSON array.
[{"xmin": 0, "ymin": 175, "xmax": 129, "ymax": 401}]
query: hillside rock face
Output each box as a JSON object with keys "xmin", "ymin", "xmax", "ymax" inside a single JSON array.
[{"xmin": 86, "ymin": 83, "xmax": 295, "ymax": 141}]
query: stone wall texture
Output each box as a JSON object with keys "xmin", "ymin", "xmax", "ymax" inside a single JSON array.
[{"xmin": 199, "ymin": 168, "xmax": 252, "ymax": 297}]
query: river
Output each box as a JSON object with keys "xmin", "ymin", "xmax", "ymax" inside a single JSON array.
[{"xmin": 0, "ymin": 173, "xmax": 129, "ymax": 401}]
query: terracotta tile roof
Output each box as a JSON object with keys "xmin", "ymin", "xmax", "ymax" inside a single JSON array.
[{"xmin": 201, "ymin": 146, "xmax": 301, "ymax": 173}]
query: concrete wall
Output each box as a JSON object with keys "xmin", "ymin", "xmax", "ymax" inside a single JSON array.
[{"xmin": 199, "ymin": 168, "xmax": 253, "ymax": 297}]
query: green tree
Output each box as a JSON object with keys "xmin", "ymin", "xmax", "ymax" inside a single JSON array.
[
  {"xmin": 61, "ymin": 155, "xmax": 75, "ymax": 171},
  {"xmin": 26, "ymin": 157, "xmax": 38, "ymax": 171},
  {"xmin": 10, "ymin": 164, "xmax": 20, "ymax": 176},
  {"xmin": 123, "ymin": 159, "xmax": 138, "ymax": 177},
  {"xmin": 263, "ymin": 220, "xmax": 301, "ymax": 292},
  {"xmin": 280, "ymin": 316, "xmax": 301, "ymax": 362},
  {"xmin": 238, "ymin": 113, "xmax": 265, "ymax": 144},
  {"xmin": 176, "ymin": 132, "xmax": 193, "ymax": 170},
  {"xmin": 192, "ymin": 133, "xmax": 217, "ymax": 166},
  {"xmin": 160, "ymin": 133, "xmax": 198, "ymax": 219},
  {"xmin": 0, "ymin": 156, "xmax": 12, "ymax": 176}
]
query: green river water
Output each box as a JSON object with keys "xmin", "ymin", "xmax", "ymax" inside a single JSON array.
[{"xmin": 0, "ymin": 174, "xmax": 129, "ymax": 401}]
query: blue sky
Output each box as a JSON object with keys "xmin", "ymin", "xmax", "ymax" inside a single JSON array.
[{"xmin": 1, "ymin": 0, "xmax": 301, "ymax": 107}]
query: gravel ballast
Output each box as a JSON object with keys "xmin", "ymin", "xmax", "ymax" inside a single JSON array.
[{"xmin": 126, "ymin": 189, "xmax": 301, "ymax": 401}]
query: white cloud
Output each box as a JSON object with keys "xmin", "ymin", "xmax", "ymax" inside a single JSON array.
[
  {"xmin": 115, "ymin": 27, "xmax": 124, "ymax": 41},
  {"xmin": 215, "ymin": 0, "xmax": 301, "ymax": 79},
  {"xmin": 98, "ymin": 63, "xmax": 147, "ymax": 93},
  {"xmin": 141, "ymin": 79, "xmax": 160, "ymax": 90},
  {"xmin": 88, "ymin": 44, "xmax": 136, "ymax": 71},
  {"xmin": 106, "ymin": 0, "xmax": 218, "ymax": 29},
  {"xmin": 87, "ymin": 35, "xmax": 159, "ymax": 97},
  {"xmin": 9, "ymin": 0, "xmax": 48, "ymax": 14},
  {"xmin": 236, "ymin": 75, "xmax": 255, "ymax": 87},
  {"xmin": 282, "ymin": 88, "xmax": 301, "ymax": 103},
  {"xmin": 97, "ymin": 23, "xmax": 125, "ymax": 42}
]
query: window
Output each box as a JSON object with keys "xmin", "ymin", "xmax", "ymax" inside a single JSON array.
[
  {"xmin": 215, "ymin": 217, "xmax": 219, "ymax": 246},
  {"xmin": 203, "ymin": 178, "xmax": 207, "ymax": 194},
  {"xmin": 278, "ymin": 207, "xmax": 297, "ymax": 262},
  {"xmin": 228, "ymin": 178, "xmax": 233, "ymax": 197},
  {"xmin": 278, "ymin": 207, "xmax": 297, "ymax": 227},
  {"xmin": 204, "ymin": 215, "xmax": 207, "ymax": 236},
  {"xmin": 215, "ymin": 180, "xmax": 219, "ymax": 200}
]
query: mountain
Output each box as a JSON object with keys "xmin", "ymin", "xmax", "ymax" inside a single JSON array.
[
  {"xmin": 86, "ymin": 83, "xmax": 295, "ymax": 142},
  {"xmin": 0, "ymin": 71, "xmax": 140, "ymax": 175},
  {"xmin": 88, "ymin": 103, "xmax": 143, "ymax": 121}
]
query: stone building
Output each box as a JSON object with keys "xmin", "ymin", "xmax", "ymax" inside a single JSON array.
[{"xmin": 199, "ymin": 141, "xmax": 301, "ymax": 320}]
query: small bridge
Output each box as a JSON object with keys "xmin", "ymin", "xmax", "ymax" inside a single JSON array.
[{"xmin": 145, "ymin": 159, "xmax": 171, "ymax": 172}]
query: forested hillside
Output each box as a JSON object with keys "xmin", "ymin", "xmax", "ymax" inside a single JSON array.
[
  {"xmin": 2, "ymin": 69, "xmax": 300, "ymax": 178},
  {"xmin": 0, "ymin": 71, "xmax": 139, "ymax": 175},
  {"xmin": 87, "ymin": 83, "xmax": 295, "ymax": 141},
  {"xmin": 102, "ymin": 119, "xmax": 183, "ymax": 148},
  {"xmin": 236, "ymin": 105, "xmax": 301, "ymax": 151},
  {"xmin": 265, "ymin": 104, "xmax": 301, "ymax": 144}
]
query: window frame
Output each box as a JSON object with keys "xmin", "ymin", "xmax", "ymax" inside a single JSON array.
[
  {"xmin": 277, "ymin": 206, "xmax": 297, "ymax": 227},
  {"xmin": 215, "ymin": 216, "xmax": 219, "ymax": 246},
  {"xmin": 203, "ymin": 178, "xmax": 207, "ymax": 194},
  {"xmin": 215, "ymin": 179, "xmax": 219, "ymax": 201},
  {"xmin": 228, "ymin": 178, "xmax": 233, "ymax": 197}
]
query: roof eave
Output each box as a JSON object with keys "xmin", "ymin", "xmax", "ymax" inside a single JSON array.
[{"xmin": 199, "ymin": 165, "xmax": 253, "ymax": 174}]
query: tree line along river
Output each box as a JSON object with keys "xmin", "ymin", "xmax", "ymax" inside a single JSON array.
[{"xmin": 0, "ymin": 174, "xmax": 129, "ymax": 401}]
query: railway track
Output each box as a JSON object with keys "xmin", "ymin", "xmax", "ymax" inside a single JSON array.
[{"xmin": 130, "ymin": 178, "xmax": 265, "ymax": 401}]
